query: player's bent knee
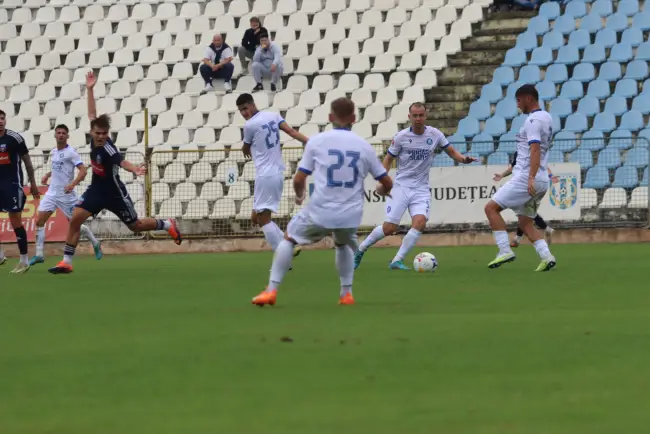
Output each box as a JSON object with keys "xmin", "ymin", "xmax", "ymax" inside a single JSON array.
[
  {"xmin": 250, "ymin": 211, "xmax": 258, "ymax": 225},
  {"xmin": 484, "ymin": 200, "xmax": 501, "ymax": 215},
  {"xmin": 8, "ymin": 212, "xmax": 23, "ymax": 228},
  {"xmin": 256, "ymin": 210, "xmax": 272, "ymax": 225},
  {"xmin": 382, "ymin": 222, "xmax": 398, "ymax": 235},
  {"xmin": 411, "ymin": 215, "xmax": 427, "ymax": 231}
]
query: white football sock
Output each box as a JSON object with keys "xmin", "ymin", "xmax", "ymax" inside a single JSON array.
[
  {"xmin": 267, "ymin": 240, "xmax": 294, "ymax": 292},
  {"xmin": 20, "ymin": 254, "xmax": 28, "ymax": 265},
  {"xmin": 514, "ymin": 234, "xmax": 523, "ymax": 242},
  {"xmin": 392, "ymin": 228, "xmax": 421, "ymax": 263},
  {"xmin": 35, "ymin": 225, "xmax": 45, "ymax": 257},
  {"xmin": 80, "ymin": 224, "xmax": 99, "ymax": 247},
  {"xmin": 262, "ymin": 221, "xmax": 284, "ymax": 251},
  {"xmin": 0, "ymin": 245, "xmax": 4, "ymax": 260},
  {"xmin": 545, "ymin": 226, "xmax": 554, "ymax": 233},
  {"xmin": 493, "ymin": 230, "xmax": 513, "ymax": 256},
  {"xmin": 533, "ymin": 239, "xmax": 552, "ymax": 260},
  {"xmin": 359, "ymin": 225, "xmax": 385, "ymax": 252},
  {"xmin": 336, "ymin": 245, "xmax": 354, "ymax": 297}
]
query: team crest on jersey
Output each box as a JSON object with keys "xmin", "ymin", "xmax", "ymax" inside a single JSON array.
[
  {"xmin": 0, "ymin": 144, "xmax": 6, "ymax": 152},
  {"xmin": 426, "ymin": 138, "xmax": 433, "ymax": 145},
  {"xmin": 96, "ymin": 154, "xmax": 102, "ymax": 164},
  {"xmin": 549, "ymin": 174, "xmax": 578, "ymax": 209}
]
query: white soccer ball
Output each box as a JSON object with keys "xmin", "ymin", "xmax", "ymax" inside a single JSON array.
[{"xmin": 413, "ymin": 252, "xmax": 439, "ymax": 273}]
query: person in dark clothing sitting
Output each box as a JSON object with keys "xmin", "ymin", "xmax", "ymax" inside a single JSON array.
[
  {"xmin": 239, "ymin": 16, "xmax": 267, "ymax": 73},
  {"xmin": 199, "ymin": 33, "xmax": 234, "ymax": 93}
]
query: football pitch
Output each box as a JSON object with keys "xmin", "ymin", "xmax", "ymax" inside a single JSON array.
[{"xmin": 2, "ymin": 243, "xmax": 650, "ymax": 434}]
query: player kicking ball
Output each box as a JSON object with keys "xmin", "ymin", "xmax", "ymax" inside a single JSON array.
[
  {"xmin": 29, "ymin": 124, "xmax": 103, "ymax": 266},
  {"xmin": 484, "ymin": 84, "xmax": 556, "ymax": 272},
  {"xmin": 236, "ymin": 93, "xmax": 308, "ymax": 261},
  {"xmin": 354, "ymin": 102, "xmax": 476, "ymax": 270},
  {"xmin": 252, "ymin": 98, "xmax": 393, "ymax": 306},
  {"xmin": 48, "ymin": 72, "xmax": 181, "ymax": 274},
  {"xmin": 0, "ymin": 109, "xmax": 40, "ymax": 274}
]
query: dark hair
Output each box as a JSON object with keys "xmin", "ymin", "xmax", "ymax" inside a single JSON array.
[
  {"xmin": 236, "ymin": 93, "xmax": 255, "ymax": 106},
  {"xmin": 55, "ymin": 124, "xmax": 69, "ymax": 133},
  {"xmin": 250, "ymin": 16, "xmax": 261, "ymax": 24},
  {"xmin": 90, "ymin": 114, "xmax": 111, "ymax": 130},
  {"xmin": 515, "ymin": 84, "xmax": 538, "ymax": 101},
  {"xmin": 331, "ymin": 97, "xmax": 355, "ymax": 119},
  {"xmin": 408, "ymin": 102, "xmax": 426, "ymax": 113},
  {"xmin": 0, "ymin": 109, "xmax": 5, "ymax": 117},
  {"xmin": 259, "ymin": 32, "xmax": 270, "ymax": 40}
]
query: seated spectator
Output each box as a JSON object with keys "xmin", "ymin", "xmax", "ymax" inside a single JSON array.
[
  {"xmin": 239, "ymin": 16, "xmax": 267, "ymax": 72},
  {"xmin": 199, "ymin": 33, "xmax": 234, "ymax": 93},
  {"xmin": 251, "ymin": 33, "xmax": 283, "ymax": 92}
]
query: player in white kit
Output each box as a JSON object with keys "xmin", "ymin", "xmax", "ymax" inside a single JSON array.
[
  {"xmin": 29, "ymin": 125, "xmax": 102, "ymax": 266},
  {"xmin": 355, "ymin": 103, "xmax": 477, "ymax": 270},
  {"xmin": 484, "ymin": 84, "xmax": 556, "ymax": 271},
  {"xmin": 252, "ymin": 98, "xmax": 393, "ymax": 307},
  {"xmin": 236, "ymin": 93, "xmax": 308, "ymax": 260}
]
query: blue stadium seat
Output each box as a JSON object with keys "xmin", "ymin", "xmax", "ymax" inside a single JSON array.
[
  {"xmin": 552, "ymin": 113, "xmax": 562, "ymax": 133},
  {"xmin": 535, "ymin": 80, "xmax": 557, "ymax": 100},
  {"xmin": 632, "ymin": 10, "xmax": 650, "ymax": 31},
  {"xmin": 539, "ymin": 1, "xmax": 560, "ymax": 19},
  {"xmin": 603, "ymin": 95, "xmax": 628, "ymax": 116},
  {"xmin": 614, "ymin": 79, "xmax": 638, "ymax": 98},
  {"xmin": 472, "ymin": 131, "xmax": 493, "ymax": 146},
  {"xmin": 506, "ymin": 80, "xmax": 527, "ymax": 99},
  {"xmin": 617, "ymin": 0, "xmax": 639, "ymax": 16},
  {"xmin": 492, "ymin": 66, "xmax": 515, "ymax": 87},
  {"xmin": 498, "ymin": 133, "xmax": 517, "ymax": 152},
  {"xmin": 598, "ymin": 61, "xmax": 622, "ymax": 81},
  {"xmin": 553, "ymin": 131, "xmax": 578, "ymax": 152},
  {"xmin": 595, "ymin": 28, "xmax": 618, "ymax": 49},
  {"xmin": 495, "ymin": 99, "xmax": 518, "ymax": 119},
  {"xmin": 597, "ymin": 147, "xmax": 622, "ymax": 169},
  {"xmin": 638, "ymin": 128, "xmax": 650, "ymax": 144},
  {"xmin": 504, "ymin": 47, "xmax": 527, "ymax": 67},
  {"xmin": 581, "ymin": 130, "xmax": 606, "ymax": 151},
  {"xmin": 469, "ymin": 99, "xmax": 492, "ymax": 121},
  {"xmin": 473, "ymin": 143, "xmax": 495, "ymax": 159},
  {"xmin": 631, "ymin": 94, "xmax": 650, "ymax": 114},
  {"xmin": 625, "ymin": 147, "xmax": 649, "ymax": 168},
  {"xmin": 580, "ymin": 13, "xmax": 604, "ymax": 33},
  {"xmin": 609, "ymin": 43, "xmax": 633, "ymax": 63},
  {"xmin": 548, "ymin": 149, "xmax": 566, "ymax": 163},
  {"xmin": 518, "ymin": 64, "xmax": 541, "ymax": 84},
  {"xmin": 612, "ymin": 166, "xmax": 639, "ymax": 188},
  {"xmin": 620, "ymin": 110, "xmax": 644, "ymax": 132},
  {"xmin": 582, "ymin": 44, "xmax": 607, "ymax": 63},
  {"xmin": 481, "ymin": 83, "xmax": 504, "ymax": 104},
  {"xmin": 608, "ymin": 130, "xmax": 634, "ymax": 150},
  {"xmin": 583, "ymin": 166, "xmax": 611, "ymax": 188},
  {"xmin": 542, "ymin": 31, "xmax": 565, "ymax": 51},
  {"xmin": 487, "ymin": 151, "xmax": 510, "ymax": 165},
  {"xmin": 570, "ymin": 149, "xmax": 595, "ymax": 169},
  {"xmin": 566, "ymin": 0, "xmax": 588, "ymax": 18},
  {"xmin": 432, "ymin": 153, "xmax": 456, "ymax": 167},
  {"xmin": 592, "ymin": 112, "xmax": 617, "ymax": 132},
  {"xmin": 550, "ymin": 97, "xmax": 573, "ymax": 118},
  {"xmin": 554, "ymin": 14, "xmax": 577, "ymax": 34},
  {"xmin": 543, "ymin": 65, "xmax": 567, "ymax": 86},
  {"xmin": 528, "ymin": 16, "xmax": 550, "ymax": 35},
  {"xmin": 568, "ymin": 29, "xmax": 591, "ymax": 50},
  {"xmin": 621, "ymin": 28, "xmax": 643, "ymax": 48},
  {"xmin": 643, "ymin": 79, "xmax": 650, "ymax": 94},
  {"xmin": 577, "ymin": 95, "xmax": 601, "ymax": 117},
  {"xmin": 452, "ymin": 141, "xmax": 468, "ymax": 153},
  {"xmin": 457, "ymin": 117, "xmax": 480, "ymax": 137},
  {"xmin": 484, "ymin": 116, "xmax": 507, "ymax": 137},
  {"xmin": 586, "ymin": 79, "xmax": 611, "ymax": 99},
  {"xmin": 564, "ymin": 113, "xmax": 588, "ymax": 132},
  {"xmin": 606, "ymin": 12, "xmax": 629, "ymax": 33},
  {"xmin": 560, "ymin": 80, "xmax": 584, "ymax": 100},
  {"xmin": 515, "ymin": 32, "xmax": 538, "ymax": 52},
  {"xmin": 530, "ymin": 47, "xmax": 553, "ymax": 66},
  {"xmin": 556, "ymin": 45, "xmax": 580, "ymax": 64},
  {"xmin": 447, "ymin": 133, "xmax": 467, "ymax": 146},
  {"xmin": 510, "ymin": 114, "xmax": 528, "ymax": 132},
  {"xmin": 624, "ymin": 60, "xmax": 648, "ymax": 80},
  {"xmin": 590, "ymin": 0, "xmax": 613, "ymax": 17},
  {"xmin": 642, "ymin": 167, "xmax": 648, "ymax": 186},
  {"xmin": 572, "ymin": 63, "xmax": 596, "ymax": 82},
  {"xmin": 635, "ymin": 42, "xmax": 650, "ymax": 61}
]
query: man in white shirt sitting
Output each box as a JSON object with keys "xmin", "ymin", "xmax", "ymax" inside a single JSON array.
[{"xmin": 199, "ymin": 33, "xmax": 234, "ymax": 93}]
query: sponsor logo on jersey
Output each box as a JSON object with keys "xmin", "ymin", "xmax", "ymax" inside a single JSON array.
[{"xmin": 91, "ymin": 161, "xmax": 106, "ymax": 176}]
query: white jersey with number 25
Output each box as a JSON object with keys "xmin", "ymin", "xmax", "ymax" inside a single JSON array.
[
  {"xmin": 243, "ymin": 110, "xmax": 286, "ymax": 177},
  {"xmin": 297, "ymin": 128, "xmax": 387, "ymax": 229}
]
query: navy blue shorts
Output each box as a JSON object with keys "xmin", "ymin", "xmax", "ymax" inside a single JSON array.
[
  {"xmin": 76, "ymin": 185, "xmax": 138, "ymax": 225},
  {"xmin": 0, "ymin": 182, "xmax": 26, "ymax": 213}
]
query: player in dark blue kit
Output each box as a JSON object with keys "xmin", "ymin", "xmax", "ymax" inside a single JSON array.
[
  {"xmin": 0, "ymin": 109, "xmax": 40, "ymax": 274},
  {"xmin": 49, "ymin": 72, "xmax": 182, "ymax": 274}
]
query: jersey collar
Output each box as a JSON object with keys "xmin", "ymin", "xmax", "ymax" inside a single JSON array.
[
  {"xmin": 409, "ymin": 126, "xmax": 426, "ymax": 135},
  {"xmin": 530, "ymin": 109, "xmax": 542, "ymax": 113}
]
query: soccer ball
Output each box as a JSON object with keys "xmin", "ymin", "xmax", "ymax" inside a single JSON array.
[{"xmin": 413, "ymin": 252, "xmax": 439, "ymax": 273}]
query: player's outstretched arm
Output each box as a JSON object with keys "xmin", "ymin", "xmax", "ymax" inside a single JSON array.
[
  {"xmin": 86, "ymin": 71, "xmax": 97, "ymax": 121},
  {"xmin": 444, "ymin": 145, "xmax": 477, "ymax": 164},
  {"xmin": 381, "ymin": 153, "xmax": 394, "ymax": 173},
  {"xmin": 121, "ymin": 160, "xmax": 146, "ymax": 177},
  {"xmin": 493, "ymin": 164, "xmax": 513, "ymax": 182},
  {"xmin": 279, "ymin": 122, "xmax": 309, "ymax": 145}
]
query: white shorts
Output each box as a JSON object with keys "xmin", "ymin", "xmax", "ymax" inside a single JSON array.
[
  {"xmin": 492, "ymin": 175, "xmax": 548, "ymax": 218},
  {"xmin": 385, "ymin": 185, "xmax": 431, "ymax": 224},
  {"xmin": 253, "ymin": 173, "xmax": 283, "ymax": 213},
  {"xmin": 287, "ymin": 209, "xmax": 358, "ymax": 250},
  {"xmin": 38, "ymin": 191, "xmax": 78, "ymax": 219}
]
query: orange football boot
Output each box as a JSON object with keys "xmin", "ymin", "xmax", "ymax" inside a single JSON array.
[
  {"xmin": 168, "ymin": 219, "xmax": 182, "ymax": 245},
  {"xmin": 48, "ymin": 261, "xmax": 73, "ymax": 274},
  {"xmin": 339, "ymin": 293, "xmax": 355, "ymax": 305},
  {"xmin": 252, "ymin": 289, "xmax": 277, "ymax": 306}
]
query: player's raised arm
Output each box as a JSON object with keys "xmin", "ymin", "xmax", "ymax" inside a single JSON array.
[
  {"xmin": 86, "ymin": 71, "xmax": 97, "ymax": 121},
  {"xmin": 279, "ymin": 122, "xmax": 308, "ymax": 145},
  {"xmin": 444, "ymin": 143, "xmax": 476, "ymax": 164},
  {"xmin": 121, "ymin": 160, "xmax": 146, "ymax": 177}
]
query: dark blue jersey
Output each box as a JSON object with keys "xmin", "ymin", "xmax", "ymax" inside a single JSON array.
[
  {"xmin": 0, "ymin": 129, "xmax": 28, "ymax": 185},
  {"xmin": 90, "ymin": 137, "xmax": 125, "ymax": 192}
]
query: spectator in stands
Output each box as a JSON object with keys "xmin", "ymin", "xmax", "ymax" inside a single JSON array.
[
  {"xmin": 251, "ymin": 33, "xmax": 283, "ymax": 93},
  {"xmin": 239, "ymin": 16, "xmax": 267, "ymax": 72},
  {"xmin": 199, "ymin": 33, "xmax": 234, "ymax": 94}
]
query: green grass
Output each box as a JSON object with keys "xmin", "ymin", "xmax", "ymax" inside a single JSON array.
[{"xmin": 2, "ymin": 243, "xmax": 650, "ymax": 434}]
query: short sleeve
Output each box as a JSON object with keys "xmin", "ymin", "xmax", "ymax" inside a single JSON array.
[
  {"xmin": 367, "ymin": 145, "xmax": 387, "ymax": 180},
  {"xmin": 276, "ymin": 112, "xmax": 286, "ymax": 127},
  {"xmin": 11, "ymin": 133, "xmax": 28, "ymax": 156},
  {"xmin": 438, "ymin": 131, "xmax": 450, "ymax": 149},
  {"xmin": 69, "ymin": 148, "xmax": 84, "ymax": 167},
  {"xmin": 525, "ymin": 117, "xmax": 543, "ymax": 145},
  {"xmin": 222, "ymin": 47, "xmax": 234, "ymax": 59},
  {"xmin": 243, "ymin": 123, "xmax": 254, "ymax": 145},
  {"xmin": 297, "ymin": 141, "xmax": 316, "ymax": 175},
  {"xmin": 387, "ymin": 133, "xmax": 402, "ymax": 157},
  {"xmin": 203, "ymin": 46, "xmax": 213, "ymax": 60}
]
